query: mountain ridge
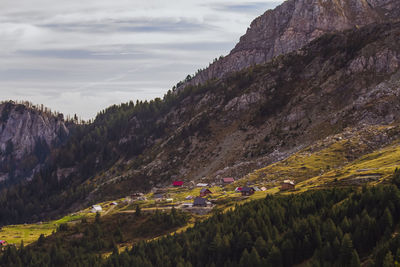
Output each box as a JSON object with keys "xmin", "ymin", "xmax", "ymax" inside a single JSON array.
[{"xmin": 180, "ymin": 0, "xmax": 400, "ymax": 89}]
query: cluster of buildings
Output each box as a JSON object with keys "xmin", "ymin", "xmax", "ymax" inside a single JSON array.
[
  {"xmin": 123, "ymin": 177, "xmax": 297, "ymax": 210},
  {"xmin": 173, "ymin": 177, "xmax": 296, "ymax": 208}
]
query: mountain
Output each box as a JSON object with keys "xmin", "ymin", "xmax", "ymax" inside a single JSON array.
[
  {"xmin": 63, "ymin": 20, "xmax": 400, "ymax": 203},
  {"xmin": 182, "ymin": 0, "xmax": 400, "ymax": 88},
  {"xmin": 0, "ymin": 101, "xmax": 70, "ymax": 185},
  {"xmin": 1, "ymin": 0, "xmax": 400, "ymax": 265},
  {"xmin": 0, "ymin": 0, "xmax": 400, "ymax": 225}
]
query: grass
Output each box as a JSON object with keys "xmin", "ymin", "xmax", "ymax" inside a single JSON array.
[
  {"xmin": 0, "ymin": 213, "xmax": 87, "ymax": 246},
  {"xmin": 0, "ymin": 223, "xmax": 55, "ymax": 246},
  {"xmin": 242, "ymin": 125, "xmax": 400, "ymax": 192},
  {"xmin": 0, "ymin": 199, "xmax": 125, "ymax": 247},
  {"xmin": 314, "ymin": 141, "xmax": 400, "ymax": 186},
  {"xmin": 244, "ymin": 136, "xmax": 400, "ymax": 193},
  {"xmin": 247, "ymin": 139, "xmax": 365, "ymax": 185}
]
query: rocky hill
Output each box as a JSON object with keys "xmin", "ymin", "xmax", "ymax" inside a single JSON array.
[
  {"xmin": 182, "ymin": 0, "xmax": 400, "ymax": 88},
  {"xmin": 0, "ymin": 102, "xmax": 70, "ymax": 184}
]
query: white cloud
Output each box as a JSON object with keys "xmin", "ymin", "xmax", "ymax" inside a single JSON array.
[{"xmin": 0, "ymin": 0, "xmax": 283, "ymax": 119}]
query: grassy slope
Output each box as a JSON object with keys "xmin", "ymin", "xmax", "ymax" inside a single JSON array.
[
  {"xmin": 245, "ymin": 125, "xmax": 400, "ymax": 193},
  {"xmin": 0, "ymin": 214, "xmax": 87, "ymax": 246}
]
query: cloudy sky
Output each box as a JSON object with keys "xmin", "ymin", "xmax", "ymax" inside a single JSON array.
[{"xmin": 0, "ymin": 0, "xmax": 282, "ymax": 120}]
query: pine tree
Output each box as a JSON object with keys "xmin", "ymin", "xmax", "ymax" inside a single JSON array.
[
  {"xmin": 339, "ymin": 234, "xmax": 353, "ymax": 265},
  {"xmin": 136, "ymin": 205, "xmax": 141, "ymax": 217},
  {"xmin": 383, "ymin": 251, "xmax": 394, "ymax": 267},
  {"xmin": 95, "ymin": 212, "xmax": 101, "ymax": 224},
  {"xmin": 254, "ymin": 237, "xmax": 268, "ymax": 258},
  {"xmin": 268, "ymin": 245, "xmax": 282, "ymax": 267},
  {"xmin": 239, "ymin": 249, "xmax": 251, "ymax": 267},
  {"xmin": 250, "ymin": 247, "xmax": 262, "ymax": 267},
  {"xmin": 349, "ymin": 250, "xmax": 361, "ymax": 267}
]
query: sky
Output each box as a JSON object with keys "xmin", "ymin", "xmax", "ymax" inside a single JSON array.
[{"xmin": 0, "ymin": 0, "xmax": 282, "ymax": 120}]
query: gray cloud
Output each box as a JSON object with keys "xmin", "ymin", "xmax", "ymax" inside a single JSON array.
[
  {"xmin": 211, "ymin": 2, "xmax": 282, "ymax": 14},
  {"xmin": 39, "ymin": 18, "xmax": 213, "ymax": 33},
  {"xmin": 0, "ymin": 0, "xmax": 283, "ymax": 119},
  {"xmin": 17, "ymin": 49, "xmax": 148, "ymax": 60}
]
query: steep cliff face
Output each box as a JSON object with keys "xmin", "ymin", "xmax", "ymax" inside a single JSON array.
[
  {"xmin": 183, "ymin": 0, "xmax": 400, "ymax": 88},
  {"xmin": 0, "ymin": 102, "xmax": 70, "ymax": 182}
]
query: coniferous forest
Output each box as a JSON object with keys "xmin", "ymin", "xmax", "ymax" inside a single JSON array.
[{"xmin": 1, "ymin": 170, "xmax": 400, "ymax": 267}]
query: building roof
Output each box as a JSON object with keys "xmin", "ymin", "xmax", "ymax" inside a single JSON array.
[
  {"xmin": 241, "ymin": 186, "xmax": 254, "ymax": 192},
  {"xmin": 193, "ymin": 197, "xmax": 207, "ymax": 205},
  {"xmin": 282, "ymin": 180, "xmax": 295, "ymax": 185},
  {"xmin": 235, "ymin": 187, "xmax": 242, "ymax": 192},
  {"xmin": 200, "ymin": 188, "xmax": 211, "ymax": 193},
  {"xmin": 223, "ymin": 177, "xmax": 235, "ymax": 183},
  {"xmin": 92, "ymin": 205, "xmax": 102, "ymax": 211},
  {"xmin": 0, "ymin": 240, "xmax": 5, "ymax": 244},
  {"xmin": 196, "ymin": 183, "xmax": 209, "ymax": 187},
  {"xmin": 173, "ymin": 181, "xmax": 184, "ymax": 186},
  {"xmin": 153, "ymin": 193, "xmax": 164, "ymax": 199}
]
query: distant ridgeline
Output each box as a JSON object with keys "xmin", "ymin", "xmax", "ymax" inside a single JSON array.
[{"xmin": 1, "ymin": 170, "xmax": 400, "ymax": 266}]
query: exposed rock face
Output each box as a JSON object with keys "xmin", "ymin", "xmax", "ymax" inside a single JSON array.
[
  {"xmin": 182, "ymin": 0, "xmax": 400, "ymax": 89},
  {"xmin": 0, "ymin": 102, "xmax": 70, "ymax": 182}
]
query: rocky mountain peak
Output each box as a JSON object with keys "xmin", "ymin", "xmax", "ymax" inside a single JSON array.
[{"xmin": 181, "ymin": 0, "xmax": 399, "ymax": 89}]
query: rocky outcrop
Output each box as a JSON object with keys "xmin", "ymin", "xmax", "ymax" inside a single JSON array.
[
  {"xmin": 0, "ymin": 102, "xmax": 70, "ymax": 182},
  {"xmin": 181, "ymin": 0, "xmax": 400, "ymax": 89}
]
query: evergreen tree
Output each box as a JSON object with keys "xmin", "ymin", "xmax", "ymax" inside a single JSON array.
[
  {"xmin": 135, "ymin": 205, "xmax": 141, "ymax": 217},
  {"xmin": 349, "ymin": 250, "xmax": 361, "ymax": 267},
  {"xmin": 383, "ymin": 251, "xmax": 394, "ymax": 267}
]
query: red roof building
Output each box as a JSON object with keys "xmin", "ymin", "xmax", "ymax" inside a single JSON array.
[
  {"xmin": 173, "ymin": 181, "xmax": 184, "ymax": 187},
  {"xmin": 222, "ymin": 177, "xmax": 235, "ymax": 184}
]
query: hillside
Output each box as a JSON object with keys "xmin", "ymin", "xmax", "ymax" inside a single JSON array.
[
  {"xmin": 91, "ymin": 21, "xmax": 400, "ymax": 200},
  {"xmin": 0, "ymin": 101, "xmax": 71, "ymax": 185},
  {"xmin": 0, "ymin": 19, "xmax": 399, "ymax": 225}
]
